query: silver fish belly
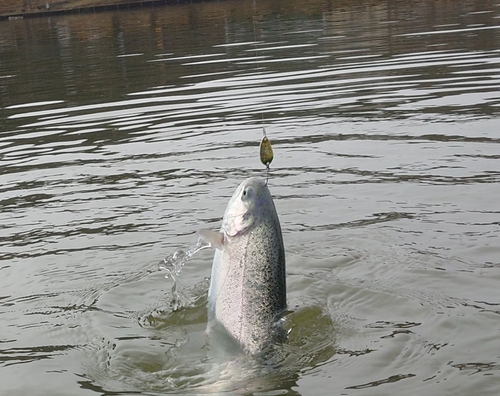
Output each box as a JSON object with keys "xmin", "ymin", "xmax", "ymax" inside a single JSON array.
[{"xmin": 200, "ymin": 177, "xmax": 286, "ymax": 355}]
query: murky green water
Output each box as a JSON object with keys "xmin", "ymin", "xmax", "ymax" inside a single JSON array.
[{"xmin": 1, "ymin": 0, "xmax": 500, "ymax": 394}]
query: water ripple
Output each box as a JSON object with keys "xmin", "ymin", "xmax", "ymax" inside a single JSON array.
[{"xmin": 1, "ymin": 2, "xmax": 499, "ymax": 395}]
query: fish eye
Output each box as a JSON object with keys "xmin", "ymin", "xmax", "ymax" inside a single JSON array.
[{"xmin": 242, "ymin": 186, "xmax": 254, "ymax": 199}]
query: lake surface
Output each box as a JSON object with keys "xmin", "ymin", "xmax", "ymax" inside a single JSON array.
[{"xmin": 1, "ymin": 0, "xmax": 500, "ymax": 394}]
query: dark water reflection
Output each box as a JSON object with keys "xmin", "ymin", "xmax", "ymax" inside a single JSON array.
[{"xmin": 1, "ymin": 0, "xmax": 500, "ymax": 395}]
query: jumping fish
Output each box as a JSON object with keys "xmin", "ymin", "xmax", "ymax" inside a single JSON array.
[{"xmin": 199, "ymin": 177, "xmax": 286, "ymax": 355}]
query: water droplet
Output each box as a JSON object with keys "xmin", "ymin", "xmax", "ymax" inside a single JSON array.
[{"xmin": 158, "ymin": 236, "xmax": 212, "ymax": 309}]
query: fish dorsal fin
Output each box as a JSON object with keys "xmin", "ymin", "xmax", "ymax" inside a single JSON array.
[{"xmin": 197, "ymin": 229, "xmax": 225, "ymax": 250}]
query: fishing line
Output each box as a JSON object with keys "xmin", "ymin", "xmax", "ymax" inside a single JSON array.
[
  {"xmin": 251, "ymin": 11, "xmax": 266, "ymax": 130},
  {"xmin": 252, "ymin": 6, "xmax": 273, "ymax": 184}
]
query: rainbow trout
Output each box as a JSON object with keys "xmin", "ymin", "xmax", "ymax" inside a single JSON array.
[{"xmin": 199, "ymin": 177, "xmax": 286, "ymax": 355}]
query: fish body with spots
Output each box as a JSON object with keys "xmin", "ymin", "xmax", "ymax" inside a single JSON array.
[{"xmin": 199, "ymin": 177, "xmax": 286, "ymax": 355}]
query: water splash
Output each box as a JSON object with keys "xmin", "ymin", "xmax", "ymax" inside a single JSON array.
[{"xmin": 158, "ymin": 236, "xmax": 212, "ymax": 310}]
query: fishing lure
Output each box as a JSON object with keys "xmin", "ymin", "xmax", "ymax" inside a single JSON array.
[{"xmin": 259, "ymin": 128, "xmax": 273, "ymax": 184}]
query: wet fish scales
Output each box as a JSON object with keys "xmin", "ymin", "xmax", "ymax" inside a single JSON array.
[{"xmin": 201, "ymin": 177, "xmax": 286, "ymax": 355}]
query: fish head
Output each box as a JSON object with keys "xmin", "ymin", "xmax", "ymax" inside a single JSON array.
[{"xmin": 221, "ymin": 177, "xmax": 271, "ymax": 238}]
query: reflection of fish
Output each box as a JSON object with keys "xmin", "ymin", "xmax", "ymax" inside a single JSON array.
[{"xmin": 199, "ymin": 177, "xmax": 286, "ymax": 355}]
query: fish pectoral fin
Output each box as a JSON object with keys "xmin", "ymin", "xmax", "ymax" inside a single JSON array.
[{"xmin": 197, "ymin": 229, "xmax": 225, "ymax": 250}]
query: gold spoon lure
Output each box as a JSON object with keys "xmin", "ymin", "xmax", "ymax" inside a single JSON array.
[{"xmin": 259, "ymin": 128, "xmax": 273, "ymax": 184}]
